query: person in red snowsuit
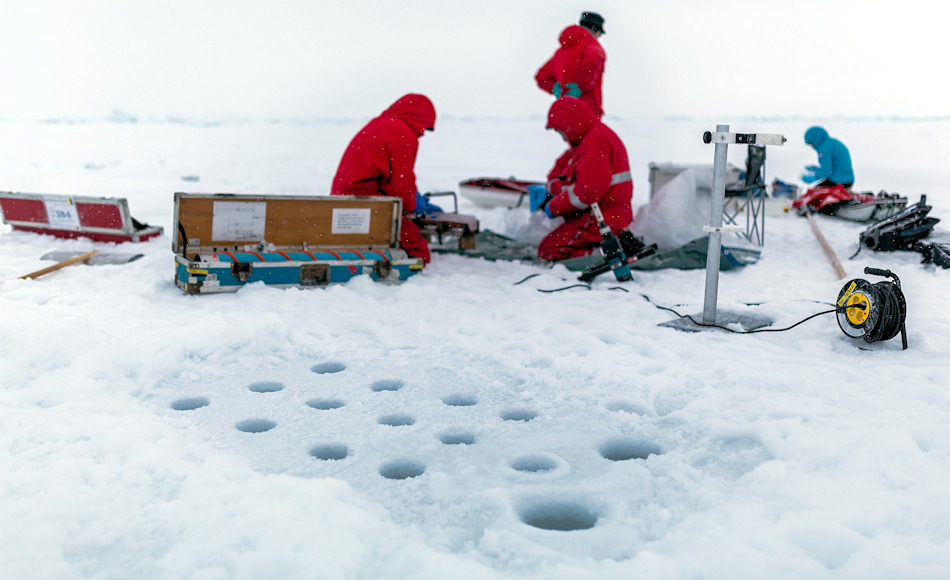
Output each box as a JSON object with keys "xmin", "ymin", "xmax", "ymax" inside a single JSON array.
[
  {"xmin": 534, "ymin": 97, "xmax": 633, "ymax": 262},
  {"xmin": 331, "ymin": 93, "xmax": 435, "ymax": 264},
  {"xmin": 534, "ymin": 12, "xmax": 607, "ymax": 118}
]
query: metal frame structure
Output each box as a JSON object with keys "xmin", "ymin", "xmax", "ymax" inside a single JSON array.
[
  {"xmin": 721, "ymin": 146, "xmax": 767, "ymax": 247},
  {"xmin": 702, "ymin": 126, "xmax": 786, "ymax": 324}
]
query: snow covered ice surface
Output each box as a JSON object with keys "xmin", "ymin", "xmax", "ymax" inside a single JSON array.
[{"xmin": 2, "ymin": 117, "xmax": 950, "ymax": 579}]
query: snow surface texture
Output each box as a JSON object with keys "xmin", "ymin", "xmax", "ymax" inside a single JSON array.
[{"xmin": 1, "ymin": 118, "xmax": 950, "ymax": 579}]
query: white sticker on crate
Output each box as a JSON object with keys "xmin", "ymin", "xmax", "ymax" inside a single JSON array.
[
  {"xmin": 44, "ymin": 197, "xmax": 80, "ymax": 230},
  {"xmin": 212, "ymin": 201, "xmax": 266, "ymax": 241},
  {"xmin": 332, "ymin": 208, "xmax": 371, "ymax": 234}
]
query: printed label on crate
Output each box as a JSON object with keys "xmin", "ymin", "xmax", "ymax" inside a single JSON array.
[
  {"xmin": 331, "ymin": 208, "xmax": 371, "ymax": 234},
  {"xmin": 212, "ymin": 201, "xmax": 266, "ymax": 241},
  {"xmin": 44, "ymin": 197, "xmax": 80, "ymax": 230}
]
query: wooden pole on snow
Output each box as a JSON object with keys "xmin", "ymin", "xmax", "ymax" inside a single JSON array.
[
  {"xmin": 19, "ymin": 250, "xmax": 100, "ymax": 280},
  {"xmin": 805, "ymin": 211, "xmax": 847, "ymax": 279}
]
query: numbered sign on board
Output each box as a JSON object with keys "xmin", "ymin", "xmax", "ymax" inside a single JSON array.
[{"xmin": 43, "ymin": 197, "xmax": 80, "ymax": 230}]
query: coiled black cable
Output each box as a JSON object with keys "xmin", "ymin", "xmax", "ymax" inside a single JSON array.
[{"xmin": 863, "ymin": 281, "xmax": 906, "ymax": 342}]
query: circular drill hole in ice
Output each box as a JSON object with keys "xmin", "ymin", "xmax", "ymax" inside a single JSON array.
[
  {"xmin": 170, "ymin": 397, "xmax": 209, "ymax": 411},
  {"xmin": 519, "ymin": 501, "xmax": 598, "ymax": 531},
  {"xmin": 371, "ymin": 379, "xmax": 404, "ymax": 392},
  {"xmin": 235, "ymin": 419, "xmax": 277, "ymax": 433},
  {"xmin": 501, "ymin": 409, "xmax": 538, "ymax": 422},
  {"xmin": 379, "ymin": 460, "xmax": 426, "ymax": 480},
  {"xmin": 309, "ymin": 443, "xmax": 349, "ymax": 461},
  {"xmin": 248, "ymin": 381, "xmax": 284, "ymax": 393},
  {"xmin": 599, "ymin": 438, "xmax": 662, "ymax": 461},
  {"xmin": 605, "ymin": 400, "xmax": 650, "ymax": 415},
  {"xmin": 379, "ymin": 414, "xmax": 415, "ymax": 427},
  {"xmin": 306, "ymin": 398, "xmax": 345, "ymax": 410},
  {"xmin": 439, "ymin": 432, "xmax": 476, "ymax": 445},
  {"xmin": 510, "ymin": 455, "xmax": 558, "ymax": 473},
  {"xmin": 442, "ymin": 394, "xmax": 477, "ymax": 407},
  {"xmin": 311, "ymin": 362, "xmax": 346, "ymax": 374},
  {"xmin": 720, "ymin": 434, "xmax": 762, "ymax": 453}
]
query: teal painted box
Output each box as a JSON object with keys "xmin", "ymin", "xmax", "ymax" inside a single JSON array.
[{"xmin": 173, "ymin": 193, "xmax": 423, "ymax": 294}]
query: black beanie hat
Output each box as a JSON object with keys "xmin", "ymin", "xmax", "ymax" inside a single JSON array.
[{"xmin": 579, "ymin": 12, "xmax": 605, "ymax": 34}]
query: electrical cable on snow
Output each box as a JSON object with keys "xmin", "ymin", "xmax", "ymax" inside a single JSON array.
[
  {"xmin": 537, "ymin": 284, "xmax": 591, "ymax": 293},
  {"xmin": 512, "ymin": 273, "xmax": 541, "ymax": 285},
  {"xmin": 636, "ymin": 292, "xmax": 843, "ymax": 334},
  {"xmin": 512, "ymin": 274, "xmax": 846, "ymax": 334},
  {"xmin": 512, "ymin": 272, "xmax": 627, "ymax": 293}
]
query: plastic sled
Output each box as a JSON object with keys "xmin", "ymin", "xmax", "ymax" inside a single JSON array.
[
  {"xmin": 458, "ymin": 177, "xmax": 544, "ymax": 209},
  {"xmin": 791, "ymin": 185, "xmax": 907, "ymax": 222}
]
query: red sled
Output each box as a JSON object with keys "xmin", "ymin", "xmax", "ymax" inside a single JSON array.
[
  {"xmin": 791, "ymin": 184, "xmax": 908, "ymax": 222},
  {"xmin": 458, "ymin": 177, "xmax": 543, "ymax": 209},
  {"xmin": 0, "ymin": 191, "xmax": 162, "ymax": 243}
]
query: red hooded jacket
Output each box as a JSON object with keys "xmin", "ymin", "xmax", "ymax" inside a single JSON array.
[
  {"xmin": 543, "ymin": 97, "xmax": 633, "ymax": 231},
  {"xmin": 535, "ymin": 25, "xmax": 606, "ymax": 117},
  {"xmin": 331, "ymin": 94, "xmax": 436, "ymax": 214}
]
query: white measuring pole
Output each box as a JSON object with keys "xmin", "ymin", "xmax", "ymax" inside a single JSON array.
[
  {"xmin": 701, "ymin": 127, "xmax": 786, "ymax": 324},
  {"xmin": 702, "ymin": 124, "xmax": 730, "ymax": 323}
]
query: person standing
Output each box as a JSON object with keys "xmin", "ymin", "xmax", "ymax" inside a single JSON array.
[
  {"xmin": 331, "ymin": 93, "xmax": 436, "ymax": 264},
  {"xmin": 528, "ymin": 97, "xmax": 633, "ymax": 261},
  {"xmin": 534, "ymin": 11, "xmax": 607, "ymax": 118},
  {"xmin": 802, "ymin": 126, "xmax": 854, "ymax": 188}
]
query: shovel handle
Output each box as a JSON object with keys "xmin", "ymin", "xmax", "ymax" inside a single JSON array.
[{"xmin": 19, "ymin": 250, "xmax": 100, "ymax": 280}]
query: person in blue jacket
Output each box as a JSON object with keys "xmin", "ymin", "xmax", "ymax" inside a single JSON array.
[{"xmin": 802, "ymin": 126, "xmax": 854, "ymax": 188}]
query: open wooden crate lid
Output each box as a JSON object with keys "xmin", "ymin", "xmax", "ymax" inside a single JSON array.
[{"xmin": 173, "ymin": 193, "xmax": 403, "ymax": 254}]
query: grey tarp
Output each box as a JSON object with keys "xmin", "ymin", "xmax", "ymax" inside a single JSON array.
[
  {"xmin": 432, "ymin": 231, "xmax": 544, "ymax": 264},
  {"xmin": 434, "ymin": 232, "xmax": 759, "ymax": 272}
]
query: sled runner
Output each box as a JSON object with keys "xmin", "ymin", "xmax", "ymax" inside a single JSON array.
[
  {"xmin": 458, "ymin": 177, "xmax": 544, "ymax": 209},
  {"xmin": 0, "ymin": 191, "xmax": 162, "ymax": 243},
  {"xmin": 173, "ymin": 193, "xmax": 423, "ymax": 294},
  {"xmin": 791, "ymin": 185, "xmax": 907, "ymax": 222}
]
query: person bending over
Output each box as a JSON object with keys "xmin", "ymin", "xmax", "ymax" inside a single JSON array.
[
  {"xmin": 528, "ymin": 97, "xmax": 633, "ymax": 261},
  {"xmin": 331, "ymin": 93, "xmax": 436, "ymax": 264},
  {"xmin": 803, "ymin": 126, "xmax": 854, "ymax": 188}
]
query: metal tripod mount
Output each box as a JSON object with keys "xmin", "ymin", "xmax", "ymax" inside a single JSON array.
[
  {"xmin": 702, "ymin": 126, "xmax": 786, "ymax": 324},
  {"xmin": 661, "ymin": 125, "xmax": 786, "ymax": 333}
]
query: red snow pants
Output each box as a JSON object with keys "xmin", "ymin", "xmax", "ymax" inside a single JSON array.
[
  {"xmin": 400, "ymin": 217, "xmax": 431, "ymax": 264},
  {"xmin": 537, "ymin": 214, "xmax": 603, "ymax": 261}
]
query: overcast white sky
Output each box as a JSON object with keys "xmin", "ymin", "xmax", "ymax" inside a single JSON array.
[{"xmin": 1, "ymin": 0, "xmax": 946, "ymax": 121}]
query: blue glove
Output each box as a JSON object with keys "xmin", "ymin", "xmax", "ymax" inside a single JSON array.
[
  {"xmin": 527, "ymin": 185, "xmax": 551, "ymax": 212},
  {"xmin": 552, "ymin": 82, "xmax": 582, "ymax": 98},
  {"xmin": 801, "ymin": 165, "xmax": 821, "ymax": 184},
  {"xmin": 544, "ymin": 203, "xmax": 555, "ymax": 219},
  {"xmin": 563, "ymin": 82, "xmax": 582, "ymax": 97},
  {"xmin": 413, "ymin": 192, "xmax": 443, "ymax": 215}
]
